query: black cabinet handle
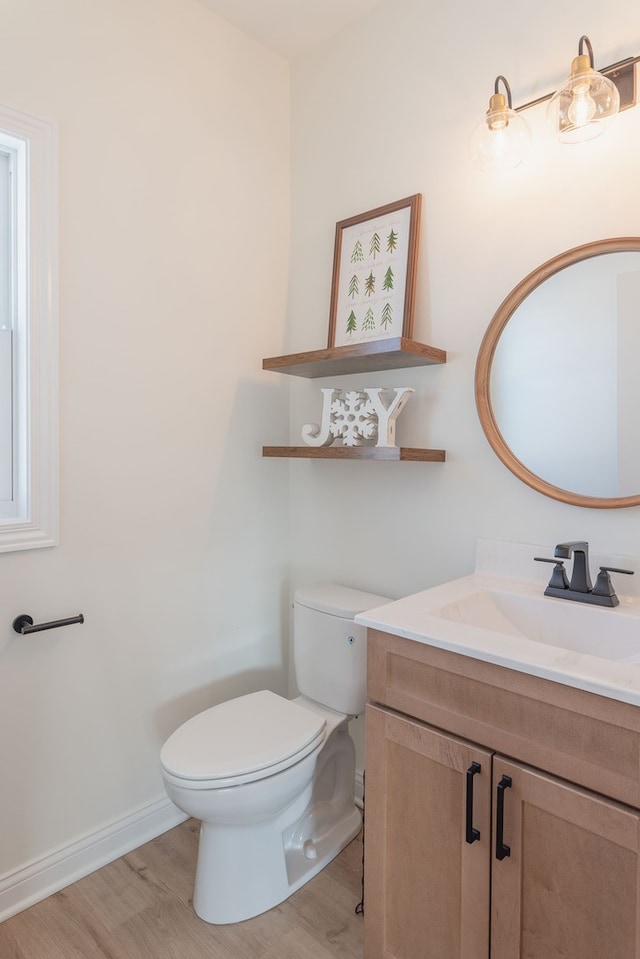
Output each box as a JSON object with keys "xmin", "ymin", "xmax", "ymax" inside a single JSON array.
[
  {"xmin": 465, "ymin": 762, "xmax": 481, "ymax": 844},
  {"xmin": 495, "ymin": 774, "xmax": 512, "ymax": 861}
]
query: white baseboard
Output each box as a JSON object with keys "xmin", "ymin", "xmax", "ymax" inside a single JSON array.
[{"xmin": 0, "ymin": 796, "xmax": 187, "ymax": 923}]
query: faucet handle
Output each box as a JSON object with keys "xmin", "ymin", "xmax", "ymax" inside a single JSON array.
[
  {"xmin": 534, "ymin": 556, "xmax": 569, "ymax": 590},
  {"xmin": 592, "ymin": 565, "xmax": 634, "ymax": 598}
]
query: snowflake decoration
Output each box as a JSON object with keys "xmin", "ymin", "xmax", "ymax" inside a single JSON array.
[{"xmin": 329, "ymin": 391, "xmax": 377, "ymax": 446}]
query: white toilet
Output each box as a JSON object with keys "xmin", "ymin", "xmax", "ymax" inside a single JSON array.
[{"xmin": 160, "ymin": 583, "xmax": 389, "ymax": 925}]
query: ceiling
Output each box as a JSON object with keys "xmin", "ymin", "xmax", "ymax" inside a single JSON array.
[{"xmin": 197, "ymin": 0, "xmax": 383, "ymax": 59}]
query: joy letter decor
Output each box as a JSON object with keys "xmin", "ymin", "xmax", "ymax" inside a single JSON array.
[
  {"xmin": 327, "ymin": 195, "xmax": 421, "ymax": 349},
  {"xmin": 301, "ymin": 387, "xmax": 414, "ymax": 448}
]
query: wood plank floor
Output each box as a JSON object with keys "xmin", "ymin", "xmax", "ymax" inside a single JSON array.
[{"xmin": 0, "ymin": 820, "xmax": 365, "ymax": 959}]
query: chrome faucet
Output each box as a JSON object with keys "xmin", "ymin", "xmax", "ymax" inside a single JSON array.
[{"xmin": 535, "ymin": 541, "xmax": 634, "ymax": 608}]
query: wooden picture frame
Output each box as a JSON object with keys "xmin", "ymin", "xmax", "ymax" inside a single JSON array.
[{"xmin": 327, "ymin": 194, "xmax": 421, "ymax": 348}]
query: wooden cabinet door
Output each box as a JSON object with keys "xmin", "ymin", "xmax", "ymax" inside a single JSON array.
[
  {"xmin": 491, "ymin": 756, "xmax": 640, "ymax": 959},
  {"xmin": 364, "ymin": 704, "xmax": 492, "ymax": 959}
]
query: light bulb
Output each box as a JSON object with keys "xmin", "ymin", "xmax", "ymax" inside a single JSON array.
[{"xmin": 567, "ymin": 86, "xmax": 597, "ymax": 128}]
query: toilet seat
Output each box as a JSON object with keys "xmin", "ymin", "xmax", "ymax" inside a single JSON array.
[{"xmin": 160, "ymin": 690, "xmax": 326, "ymax": 789}]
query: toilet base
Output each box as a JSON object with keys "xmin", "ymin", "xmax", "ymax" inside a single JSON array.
[
  {"xmin": 191, "ymin": 723, "xmax": 361, "ymax": 924},
  {"xmin": 193, "ymin": 801, "xmax": 361, "ymax": 924}
]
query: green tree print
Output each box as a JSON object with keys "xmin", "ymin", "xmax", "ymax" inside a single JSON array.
[
  {"xmin": 351, "ymin": 239, "xmax": 364, "ymax": 263},
  {"xmin": 387, "ymin": 229, "xmax": 398, "ymax": 252},
  {"xmin": 363, "ymin": 307, "xmax": 375, "ymax": 331},
  {"xmin": 381, "ymin": 302, "xmax": 393, "ymax": 329},
  {"xmin": 383, "ymin": 266, "xmax": 394, "ymax": 291},
  {"xmin": 364, "ymin": 271, "xmax": 375, "ymax": 296},
  {"xmin": 348, "ymin": 274, "xmax": 359, "ymax": 298},
  {"xmin": 345, "ymin": 310, "xmax": 357, "ymax": 335},
  {"xmin": 370, "ymin": 232, "xmax": 381, "ymax": 258}
]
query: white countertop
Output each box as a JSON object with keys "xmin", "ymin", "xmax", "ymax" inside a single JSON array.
[{"xmin": 356, "ymin": 541, "xmax": 640, "ymax": 707}]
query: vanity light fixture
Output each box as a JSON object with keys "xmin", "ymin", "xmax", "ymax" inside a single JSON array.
[{"xmin": 471, "ymin": 35, "xmax": 640, "ymax": 171}]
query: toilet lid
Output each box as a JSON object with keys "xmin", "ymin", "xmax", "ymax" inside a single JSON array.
[{"xmin": 160, "ymin": 690, "xmax": 326, "ymax": 783}]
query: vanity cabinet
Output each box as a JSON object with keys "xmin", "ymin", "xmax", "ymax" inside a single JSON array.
[{"xmin": 364, "ymin": 629, "xmax": 640, "ymax": 959}]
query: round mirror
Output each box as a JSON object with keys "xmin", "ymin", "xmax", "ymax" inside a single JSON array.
[{"xmin": 475, "ymin": 237, "xmax": 640, "ymax": 509}]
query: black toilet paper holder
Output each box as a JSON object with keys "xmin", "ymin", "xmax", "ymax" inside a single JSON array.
[{"xmin": 12, "ymin": 613, "xmax": 85, "ymax": 635}]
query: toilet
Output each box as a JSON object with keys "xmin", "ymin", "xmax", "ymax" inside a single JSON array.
[{"xmin": 160, "ymin": 583, "xmax": 389, "ymax": 925}]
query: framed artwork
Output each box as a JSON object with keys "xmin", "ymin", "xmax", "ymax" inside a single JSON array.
[{"xmin": 327, "ymin": 194, "xmax": 421, "ymax": 348}]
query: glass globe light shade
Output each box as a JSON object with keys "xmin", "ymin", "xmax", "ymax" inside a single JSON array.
[
  {"xmin": 470, "ymin": 93, "xmax": 532, "ymax": 172},
  {"xmin": 546, "ymin": 54, "xmax": 620, "ymax": 144}
]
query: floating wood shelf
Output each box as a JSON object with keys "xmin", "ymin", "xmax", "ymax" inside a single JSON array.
[
  {"xmin": 262, "ymin": 446, "xmax": 446, "ymax": 462},
  {"xmin": 262, "ymin": 336, "xmax": 447, "ymax": 461},
  {"xmin": 262, "ymin": 337, "xmax": 446, "ymax": 378}
]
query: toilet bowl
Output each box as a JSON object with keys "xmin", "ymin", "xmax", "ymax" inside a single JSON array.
[{"xmin": 160, "ymin": 584, "xmax": 390, "ymax": 924}]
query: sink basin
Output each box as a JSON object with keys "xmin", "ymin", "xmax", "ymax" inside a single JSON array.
[
  {"xmin": 356, "ymin": 567, "xmax": 640, "ymax": 706},
  {"xmin": 427, "ymin": 587, "xmax": 640, "ymax": 664}
]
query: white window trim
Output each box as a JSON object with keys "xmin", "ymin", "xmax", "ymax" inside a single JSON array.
[{"xmin": 0, "ymin": 102, "xmax": 58, "ymax": 552}]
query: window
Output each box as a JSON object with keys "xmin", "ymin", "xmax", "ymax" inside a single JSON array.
[
  {"xmin": 0, "ymin": 149, "xmax": 12, "ymax": 502},
  {"xmin": 0, "ymin": 103, "xmax": 57, "ymax": 552}
]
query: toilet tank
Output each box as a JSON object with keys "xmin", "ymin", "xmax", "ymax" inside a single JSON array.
[{"xmin": 293, "ymin": 584, "xmax": 391, "ymax": 716}]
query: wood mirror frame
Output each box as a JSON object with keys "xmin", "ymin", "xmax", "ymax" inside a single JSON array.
[{"xmin": 475, "ymin": 237, "xmax": 640, "ymax": 509}]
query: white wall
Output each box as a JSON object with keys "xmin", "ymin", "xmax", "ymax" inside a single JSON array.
[
  {"xmin": 0, "ymin": 0, "xmax": 290, "ymax": 884},
  {"xmin": 286, "ymin": 1, "xmax": 640, "ymax": 758}
]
